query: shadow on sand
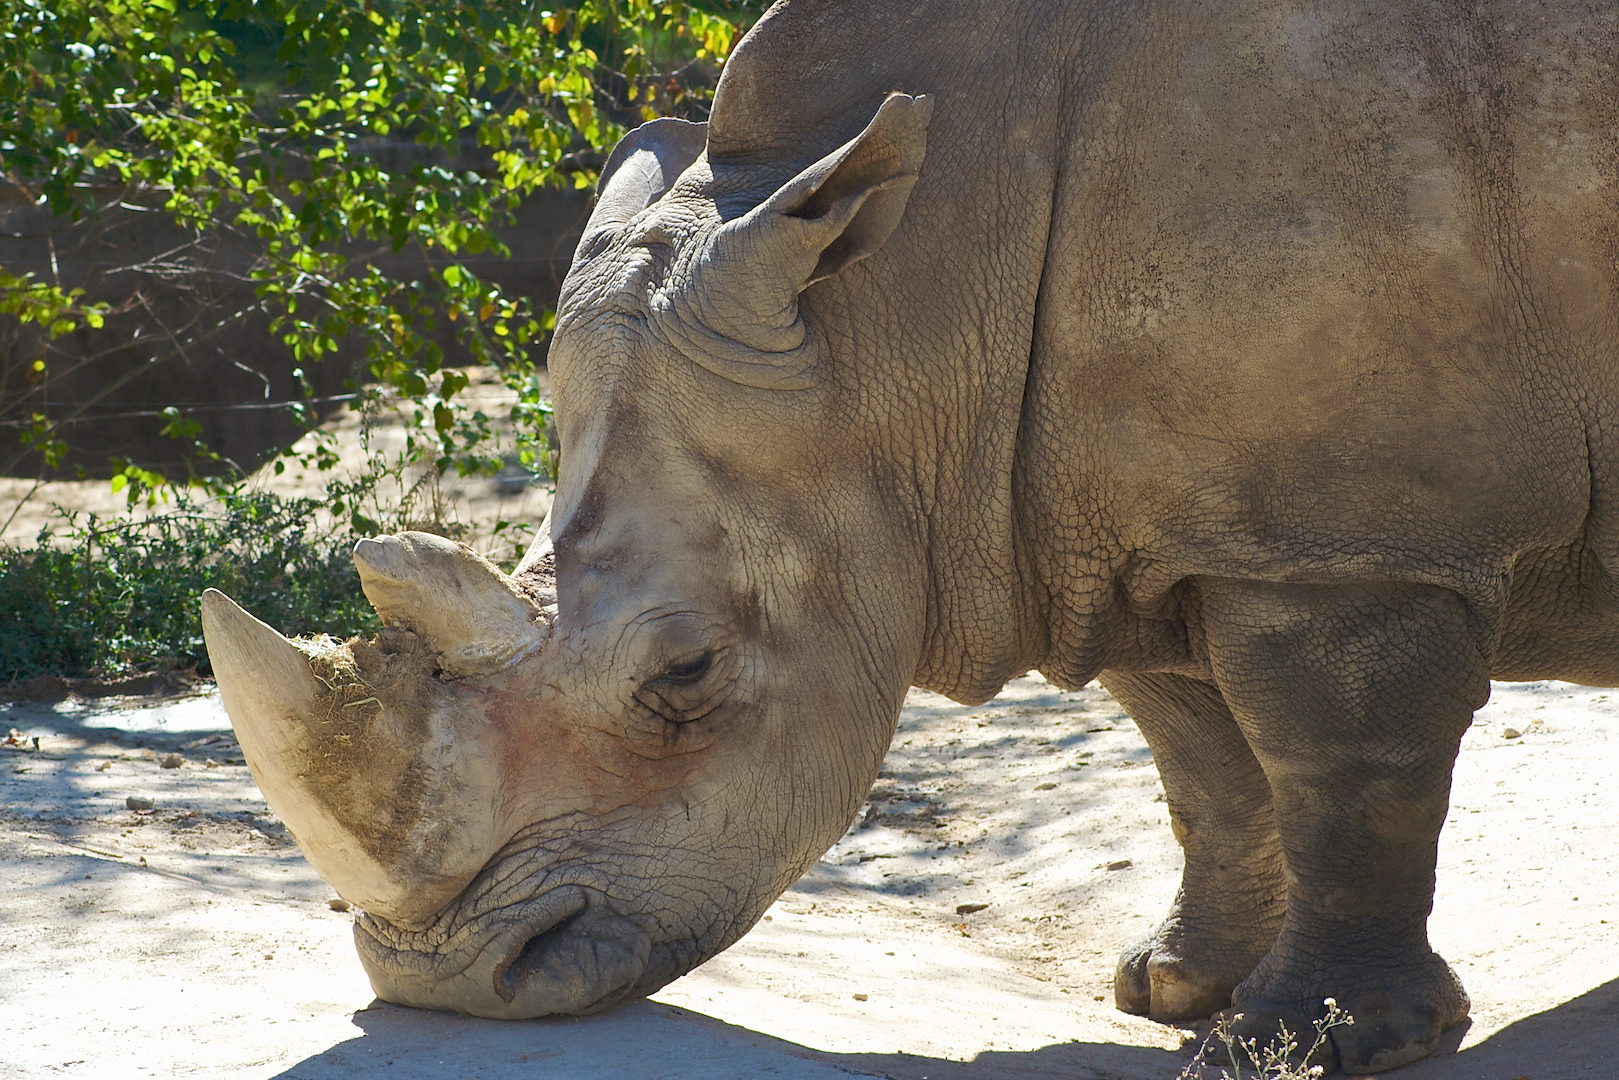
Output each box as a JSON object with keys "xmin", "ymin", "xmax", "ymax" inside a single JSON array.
[
  {"xmin": 267, "ymin": 997, "xmax": 1184, "ymax": 1080},
  {"xmin": 265, "ymin": 976, "xmax": 1616, "ymax": 1080}
]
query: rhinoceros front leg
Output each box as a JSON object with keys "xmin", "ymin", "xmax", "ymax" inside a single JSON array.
[
  {"xmin": 1199, "ymin": 579, "xmax": 1487, "ymax": 1075},
  {"xmin": 1100, "ymin": 671, "xmax": 1284, "ymax": 1022}
]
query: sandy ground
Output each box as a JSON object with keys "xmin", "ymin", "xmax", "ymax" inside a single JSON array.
[
  {"xmin": 0, "ymin": 369, "xmax": 554, "ymax": 564},
  {"xmin": 3, "ymin": 675, "xmax": 1615, "ymax": 1079}
]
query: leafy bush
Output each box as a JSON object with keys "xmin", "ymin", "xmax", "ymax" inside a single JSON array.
[{"xmin": 0, "ymin": 481, "xmax": 389, "ymax": 680}]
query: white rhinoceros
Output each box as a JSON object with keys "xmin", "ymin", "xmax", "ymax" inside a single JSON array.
[{"xmin": 200, "ymin": 1, "xmax": 1619, "ymax": 1072}]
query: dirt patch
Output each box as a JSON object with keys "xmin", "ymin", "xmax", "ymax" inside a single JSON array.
[{"xmin": 7, "ymin": 668, "xmax": 206, "ymax": 703}]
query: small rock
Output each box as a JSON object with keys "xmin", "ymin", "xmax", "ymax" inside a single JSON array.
[
  {"xmin": 126, "ymin": 796, "xmax": 154, "ymax": 811},
  {"xmin": 328, "ymin": 898, "xmax": 351, "ymax": 912},
  {"xmin": 96, "ymin": 760, "xmax": 112, "ymax": 772},
  {"xmin": 1502, "ymin": 728, "xmax": 1522, "ymax": 740},
  {"xmin": 159, "ymin": 754, "xmax": 184, "ymax": 768},
  {"xmin": 955, "ymin": 902, "xmax": 989, "ymax": 915},
  {"xmin": 852, "ymin": 993, "xmax": 868, "ymax": 1002},
  {"xmin": 1106, "ymin": 859, "xmax": 1133, "ymax": 872},
  {"xmin": 204, "ymin": 759, "xmax": 221, "ymax": 769},
  {"xmin": 1034, "ymin": 782, "xmax": 1058, "ymax": 791}
]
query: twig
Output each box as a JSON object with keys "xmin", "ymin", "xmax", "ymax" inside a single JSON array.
[{"xmin": 0, "ymin": 477, "xmax": 45, "ymax": 541}]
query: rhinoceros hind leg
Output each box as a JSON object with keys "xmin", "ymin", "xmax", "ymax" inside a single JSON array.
[
  {"xmin": 1101, "ymin": 671, "xmax": 1285, "ymax": 1022},
  {"xmin": 1200, "ymin": 579, "xmax": 1484, "ymax": 1074}
]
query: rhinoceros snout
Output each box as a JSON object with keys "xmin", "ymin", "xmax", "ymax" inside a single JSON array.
[{"xmin": 353, "ymin": 883, "xmax": 655, "ymax": 1019}]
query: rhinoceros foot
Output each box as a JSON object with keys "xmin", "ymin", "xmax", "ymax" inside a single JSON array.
[
  {"xmin": 1208, "ymin": 949, "xmax": 1470, "ymax": 1076},
  {"xmin": 1114, "ymin": 903, "xmax": 1278, "ymax": 1021},
  {"xmin": 1120, "ymin": 919, "xmax": 1269, "ymax": 1029}
]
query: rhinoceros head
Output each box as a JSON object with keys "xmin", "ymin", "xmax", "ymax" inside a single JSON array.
[{"xmin": 202, "ymin": 91, "xmax": 934, "ymax": 1018}]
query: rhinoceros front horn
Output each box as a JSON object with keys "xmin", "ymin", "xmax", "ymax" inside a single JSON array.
[{"xmin": 201, "ymin": 586, "xmax": 509, "ymax": 928}]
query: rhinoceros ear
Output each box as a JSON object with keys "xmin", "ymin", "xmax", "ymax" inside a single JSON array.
[
  {"xmin": 579, "ymin": 117, "xmax": 709, "ymax": 253},
  {"xmin": 770, "ymin": 92, "xmax": 934, "ymax": 287},
  {"xmin": 672, "ymin": 93, "xmax": 932, "ymax": 379}
]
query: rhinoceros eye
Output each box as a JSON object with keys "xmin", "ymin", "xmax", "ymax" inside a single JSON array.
[
  {"xmin": 635, "ymin": 649, "xmax": 724, "ymax": 725},
  {"xmin": 659, "ymin": 650, "xmax": 713, "ymax": 685}
]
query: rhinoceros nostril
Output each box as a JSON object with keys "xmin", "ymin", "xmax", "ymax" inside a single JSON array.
[
  {"xmin": 489, "ymin": 888, "xmax": 653, "ymax": 1014},
  {"xmin": 490, "ymin": 887, "xmax": 590, "ymax": 1004},
  {"xmin": 496, "ymin": 917, "xmax": 584, "ymax": 1003}
]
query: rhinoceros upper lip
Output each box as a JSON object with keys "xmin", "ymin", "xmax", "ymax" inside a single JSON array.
[{"xmin": 353, "ymin": 880, "xmax": 587, "ymax": 982}]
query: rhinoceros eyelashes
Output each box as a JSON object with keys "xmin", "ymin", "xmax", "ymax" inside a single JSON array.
[{"xmin": 660, "ymin": 650, "xmax": 714, "ymax": 685}]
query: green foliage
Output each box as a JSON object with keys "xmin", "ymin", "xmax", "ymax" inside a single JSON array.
[
  {"xmin": 0, "ymin": 0, "xmax": 757, "ymax": 488},
  {"xmin": 0, "ymin": 483, "xmax": 382, "ymax": 679},
  {"xmin": 0, "ymin": 270, "xmax": 108, "ymax": 338}
]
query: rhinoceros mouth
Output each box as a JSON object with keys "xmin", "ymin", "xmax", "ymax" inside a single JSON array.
[{"xmin": 354, "ymin": 882, "xmax": 655, "ymax": 1018}]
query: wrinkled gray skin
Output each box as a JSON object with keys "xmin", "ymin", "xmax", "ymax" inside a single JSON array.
[{"xmin": 200, "ymin": 1, "xmax": 1619, "ymax": 1074}]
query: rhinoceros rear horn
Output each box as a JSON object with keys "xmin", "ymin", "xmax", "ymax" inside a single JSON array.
[{"xmin": 352, "ymin": 531, "xmax": 550, "ymax": 679}]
